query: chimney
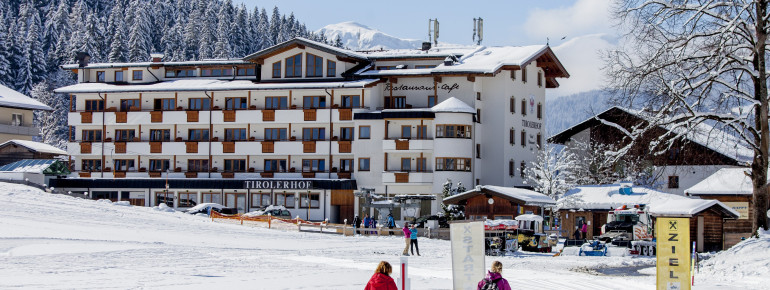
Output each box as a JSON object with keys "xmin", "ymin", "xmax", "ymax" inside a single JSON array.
[
  {"xmin": 75, "ymin": 52, "xmax": 91, "ymax": 68},
  {"xmin": 150, "ymin": 53, "xmax": 164, "ymax": 63},
  {"xmin": 421, "ymin": 42, "xmax": 432, "ymax": 51}
]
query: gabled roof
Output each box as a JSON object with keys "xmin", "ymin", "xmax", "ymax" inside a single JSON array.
[
  {"xmin": 431, "ymin": 97, "xmax": 475, "ymax": 114},
  {"xmin": 685, "ymin": 168, "xmax": 753, "ymax": 196},
  {"xmin": 0, "ymin": 159, "xmax": 70, "ymax": 175},
  {"xmin": 548, "ymin": 106, "xmax": 753, "ymax": 165},
  {"xmin": 558, "ymin": 184, "xmax": 690, "ymax": 210},
  {"xmin": 443, "ymin": 185, "xmax": 556, "ymax": 206},
  {"xmin": 0, "ymin": 84, "xmax": 52, "ymax": 111},
  {"xmin": 0, "ymin": 140, "xmax": 67, "ymax": 155},
  {"xmin": 648, "ymin": 199, "xmax": 739, "ymax": 219},
  {"xmin": 243, "ymin": 37, "xmax": 369, "ymax": 64}
]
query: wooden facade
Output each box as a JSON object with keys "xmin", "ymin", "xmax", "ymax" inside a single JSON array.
[
  {"xmin": 695, "ymin": 194, "xmax": 753, "ymax": 248},
  {"xmin": 443, "ymin": 186, "xmax": 554, "ymax": 221},
  {"xmin": 558, "ymin": 210, "xmax": 607, "ymax": 240}
]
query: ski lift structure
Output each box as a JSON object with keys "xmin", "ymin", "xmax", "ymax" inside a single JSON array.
[{"xmin": 355, "ymin": 188, "xmax": 436, "ymax": 222}]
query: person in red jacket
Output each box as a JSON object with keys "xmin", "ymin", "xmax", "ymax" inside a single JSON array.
[{"xmin": 365, "ymin": 261, "xmax": 398, "ymax": 290}]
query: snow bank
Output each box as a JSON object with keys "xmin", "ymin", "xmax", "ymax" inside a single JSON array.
[{"xmin": 698, "ymin": 230, "xmax": 770, "ymax": 287}]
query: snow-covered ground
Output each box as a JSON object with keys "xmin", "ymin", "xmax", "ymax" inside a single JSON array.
[{"xmin": 1, "ymin": 183, "xmax": 767, "ymax": 289}]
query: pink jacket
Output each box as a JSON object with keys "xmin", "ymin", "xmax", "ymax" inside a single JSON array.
[
  {"xmin": 581, "ymin": 223, "xmax": 588, "ymax": 233},
  {"xmin": 477, "ymin": 271, "xmax": 511, "ymax": 290},
  {"xmin": 403, "ymin": 226, "xmax": 411, "ymax": 238}
]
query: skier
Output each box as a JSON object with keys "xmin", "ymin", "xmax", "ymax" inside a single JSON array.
[
  {"xmin": 580, "ymin": 222, "xmax": 588, "ymax": 240},
  {"xmin": 353, "ymin": 215, "xmax": 361, "ymax": 235},
  {"xmin": 387, "ymin": 213, "xmax": 395, "ymax": 236},
  {"xmin": 410, "ymin": 224, "xmax": 420, "ymax": 256},
  {"xmin": 477, "ymin": 261, "xmax": 511, "ymax": 290},
  {"xmin": 364, "ymin": 261, "xmax": 398, "ymax": 290},
  {"xmin": 402, "ymin": 223, "xmax": 411, "ymax": 256}
]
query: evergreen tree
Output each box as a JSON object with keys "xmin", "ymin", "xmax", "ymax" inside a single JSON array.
[
  {"xmin": 334, "ymin": 35, "xmax": 343, "ymax": 48},
  {"xmin": 31, "ymin": 80, "xmax": 68, "ymax": 149},
  {"xmin": 257, "ymin": 7, "xmax": 271, "ymax": 49},
  {"xmin": 0, "ymin": 11, "xmax": 12, "ymax": 87},
  {"xmin": 213, "ymin": 2, "xmax": 232, "ymax": 59},
  {"xmin": 269, "ymin": 6, "xmax": 281, "ymax": 45},
  {"xmin": 27, "ymin": 8, "xmax": 46, "ymax": 84},
  {"xmin": 231, "ymin": 4, "xmax": 249, "ymax": 57},
  {"xmin": 44, "ymin": 0, "xmax": 71, "ymax": 71},
  {"xmin": 197, "ymin": 1, "xmax": 217, "ymax": 60},
  {"xmin": 128, "ymin": 2, "xmax": 151, "ymax": 62},
  {"xmin": 107, "ymin": 1, "xmax": 128, "ymax": 62}
]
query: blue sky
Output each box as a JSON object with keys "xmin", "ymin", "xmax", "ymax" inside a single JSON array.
[{"xmin": 235, "ymin": 0, "xmax": 617, "ymax": 96}]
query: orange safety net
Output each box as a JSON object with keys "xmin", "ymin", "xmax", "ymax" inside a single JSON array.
[{"xmin": 210, "ymin": 211, "xmax": 327, "ymax": 226}]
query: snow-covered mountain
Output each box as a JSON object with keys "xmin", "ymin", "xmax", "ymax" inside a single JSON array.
[
  {"xmin": 546, "ymin": 89, "xmax": 613, "ymax": 137},
  {"xmin": 317, "ymin": 22, "xmax": 425, "ymax": 50}
]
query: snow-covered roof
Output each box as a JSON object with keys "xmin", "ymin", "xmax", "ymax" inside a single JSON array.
[
  {"xmin": 0, "ymin": 84, "xmax": 52, "ymax": 111},
  {"xmin": 0, "ymin": 159, "xmax": 57, "ymax": 174},
  {"xmin": 61, "ymin": 59, "xmax": 251, "ymax": 70},
  {"xmin": 444, "ymin": 185, "xmax": 556, "ymax": 206},
  {"xmin": 0, "ymin": 140, "xmax": 67, "ymax": 155},
  {"xmin": 54, "ymin": 79, "xmax": 380, "ymax": 94},
  {"xmin": 648, "ymin": 198, "xmax": 739, "ymax": 218},
  {"xmin": 549, "ymin": 106, "xmax": 753, "ymax": 165},
  {"xmin": 557, "ymin": 184, "xmax": 691, "ymax": 210},
  {"xmin": 244, "ymin": 37, "xmax": 368, "ymax": 62},
  {"xmin": 685, "ymin": 168, "xmax": 753, "ymax": 196},
  {"xmin": 430, "ymin": 97, "xmax": 475, "ymax": 114},
  {"xmin": 515, "ymin": 214, "xmax": 544, "ymax": 222}
]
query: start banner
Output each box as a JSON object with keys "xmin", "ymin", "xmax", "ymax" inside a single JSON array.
[
  {"xmin": 656, "ymin": 217, "xmax": 691, "ymax": 290},
  {"xmin": 450, "ymin": 221, "xmax": 485, "ymax": 290}
]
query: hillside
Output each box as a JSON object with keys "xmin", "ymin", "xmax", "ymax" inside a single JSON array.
[
  {"xmin": 546, "ymin": 90, "xmax": 613, "ymax": 138},
  {"xmin": 317, "ymin": 21, "xmax": 425, "ymax": 50}
]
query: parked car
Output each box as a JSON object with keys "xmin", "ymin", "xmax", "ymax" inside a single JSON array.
[
  {"xmin": 184, "ymin": 203, "xmax": 237, "ymax": 215},
  {"xmin": 413, "ymin": 214, "xmax": 449, "ymax": 228},
  {"xmin": 243, "ymin": 205, "xmax": 292, "ymax": 219}
]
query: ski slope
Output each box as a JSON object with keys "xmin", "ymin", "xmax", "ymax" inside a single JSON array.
[{"xmin": 0, "ymin": 183, "xmax": 765, "ymax": 289}]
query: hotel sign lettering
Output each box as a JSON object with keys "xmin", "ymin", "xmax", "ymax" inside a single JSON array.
[
  {"xmin": 522, "ymin": 120, "xmax": 542, "ymax": 130},
  {"xmin": 384, "ymin": 83, "xmax": 460, "ymax": 93},
  {"xmin": 244, "ymin": 180, "xmax": 313, "ymax": 190}
]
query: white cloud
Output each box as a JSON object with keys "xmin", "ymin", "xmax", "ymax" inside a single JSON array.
[
  {"xmin": 523, "ymin": 0, "xmax": 614, "ymax": 41},
  {"xmin": 550, "ymin": 33, "xmax": 617, "ymax": 98}
]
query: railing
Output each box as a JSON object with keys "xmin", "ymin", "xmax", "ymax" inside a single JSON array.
[{"xmin": 69, "ymin": 106, "xmax": 370, "ymax": 113}]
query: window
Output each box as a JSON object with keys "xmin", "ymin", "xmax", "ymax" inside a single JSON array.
[
  {"xmin": 236, "ymin": 67, "xmax": 256, "ymax": 76},
  {"xmin": 668, "ymin": 176, "xmax": 680, "ymax": 189},
  {"xmin": 358, "ymin": 158, "xmax": 370, "ymax": 171},
  {"xmin": 202, "ymin": 192, "xmax": 222, "ymax": 204},
  {"xmin": 300, "ymin": 192, "xmax": 320, "ymax": 208},
  {"xmin": 340, "ymin": 127, "xmax": 354, "ymax": 140},
  {"xmin": 509, "ymin": 160, "xmax": 514, "ymax": 177},
  {"xmin": 225, "ymin": 128, "xmax": 247, "ymax": 141},
  {"xmin": 435, "ymin": 158, "xmax": 471, "ymax": 171},
  {"xmin": 341, "ymin": 95, "xmax": 360, "ymax": 108},
  {"xmin": 69, "ymin": 126, "xmax": 76, "ymax": 141},
  {"xmin": 511, "ymin": 69, "xmax": 516, "ymax": 80},
  {"xmin": 416, "ymin": 125, "xmax": 427, "ymax": 139},
  {"xmin": 132, "ymin": 70, "xmax": 143, "ymax": 81},
  {"xmin": 82, "ymin": 130, "xmax": 102, "ymax": 142},
  {"xmin": 114, "ymin": 71, "xmax": 124, "ymax": 82},
  {"xmin": 82, "ymin": 159, "xmax": 102, "ymax": 171},
  {"xmin": 149, "ymin": 129, "xmax": 170, "ymax": 142},
  {"xmin": 189, "ymin": 98, "xmax": 211, "ymax": 110},
  {"xmin": 96, "ymin": 71, "xmax": 105, "ymax": 82},
  {"xmin": 85, "ymin": 99, "xmax": 104, "ymax": 112},
  {"xmin": 428, "ymin": 95, "xmax": 437, "ymax": 107},
  {"xmin": 264, "ymin": 159, "xmax": 287, "ymax": 172},
  {"xmin": 225, "ymin": 97, "xmax": 247, "ymax": 110},
  {"xmin": 668, "ymin": 148, "xmax": 681, "ymax": 160},
  {"xmin": 520, "ymin": 161, "xmax": 526, "ymax": 177},
  {"xmin": 509, "ymin": 129, "xmax": 515, "ymax": 145},
  {"xmin": 416, "ymin": 158, "xmax": 427, "ymax": 172},
  {"xmin": 510, "ymin": 97, "xmax": 515, "ymax": 113},
  {"xmin": 401, "ymin": 126, "xmax": 411, "ymax": 139},
  {"xmin": 178, "ymin": 192, "xmax": 197, "ymax": 207},
  {"xmin": 303, "ymin": 96, "xmax": 326, "ymax": 108},
  {"xmin": 537, "ymin": 71, "xmax": 543, "ymax": 87},
  {"xmin": 156, "ymin": 191, "xmax": 173, "ymax": 207},
  {"xmin": 302, "ymin": 128, "xmax": 325, "ymax": 141},
  {"xmin": 275, "ymin": 193, "xmax": 295, "ymax": 208},
  {"xmin": 265, "ymin": 97, "xmax": 288, "ymax": 109},
  {"xmin": 149, "ymin": 159, "xmax": 170, "ymax": 171},
  {"xmin": 536, "ymin": 133, "xmax": 542, "ymax": 148},
  {"xmin": 415, "ymin": 65, "xmax": 436, "ymax": 69},
  {"xmin": 521, "ymin": 66, "xmax": 527, "ymax": 83},
  {"xmin": 359, "ymin": 126, "xmax": 371, "ymax": 139},
  {"xmin": 384, "ymin": 96, "xmax": 406, "ymax": 109},
  {"xmin": 435, "ymin": 125, "xmax": 471, "ymax": 138},
  {"xmin": 327, "ymin": 60, "xmax": 336, "ymax": 77},
  {"xmin": 187, "ymin": 159, "xmax": 209, "ymax": 172},
  {"xmin": 476, "ymin": 92, "xmax": 481, "ymax": 101},
  {"xmin": 521, "ymin": 99, "xmax": 527, "ymax": 116},
  {"xmin": 154, "ymin": 98, "xmax": 176, "ymax": 111},
  {"xmin": 272, "ymin": 62, "xmax": 281, "ymax": 78},
  {"xmin": 252, "ymin": 193, "xmax": 271, "ymax": 208},
  {"xmin": 120, "ymin": 99, "xmax": 140, "ymax": 111},
  {"xmin": 115, "ymin": 129, "xmax": 135, "ymax": 142},
  {"xmin": 285, "ymin": 53, "xmax": 302, "ymax": 78},
  {"xmin": 201, "ymin": 68, "xmax": 233, "ymax": 77},
  {"xmin": 114, "ymin": 159, "xmax": 135, "ymax": 171},
  {"xmin": 302, "ymin": 159, "xmax": 325, "ymax": 172},
  {"xmin": 401, "ymin": 158, "xmax": 411, "ymax": 171},
  {"xmin": 188, "ymin": 129, "xmax": 210, "ymax": 141},
  {"xmin": 476, "ymin": 144, "xmax": 481, "ymax": 159},
  {"xmin": 11, "ymin": 113, "xmax": 23, "ymax": 126},
  {"xmin": 477, "ymin": 109, "xmax": 481, "ymax": 123},
  {"xmin": 224, "ymin": 159, "xmax": 246, "ymax": 172},
  {"xmin": 166, "ymin": 69, "xmax": 195, "ymax": 78},
  {"xmin": 537, "ymin": 103, "xmax": 542, "ymax": 119},
  {"xmin": 264, "ymin": 128, "xmax": 287, "ymax": 141},
  {"xmin": 521, "ymin": 130, "xmax": 526, "ymax": 147},
  {"xmin": 340, "ymin": 159, "xmax": 354, "ymax": 172},
  {"xmin": 306, "ymin": 53, "xmax": 323, "ymax": 77}
]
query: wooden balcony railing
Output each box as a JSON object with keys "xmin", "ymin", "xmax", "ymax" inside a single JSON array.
[
  {"xmin": 185, "ymin": 172, "xmax": 197, "ymax": 178},
  {"xmin": 115, "ymin": 111, "xmax": 127, "ymax": 123},
  {"xmin": 223, "ymin": 110, "xmax": 236, "ymax": 122},
  {"xmin": 114, "ymin": 171, "xmax": 126, "ymax": 178},
  {"xmin": 303, "ymin": 109, "xmax": 316, "ymax": 121},
  {"xmin": 395, "ymin": 139, "xmax": 410, "ymax": 150},
  {"xmin": 185, "ymin": 142, "xmax": 198, "ymax": 153},
  {"xmin": 150, "ymin": 111, "xmax": 163, "ymax": 123},
  {"xmin": 186, "ymin": 110, "xmax": 199, "ymax": 122},
  {"xmin": 80, "ymin": 112, "xmax": 93, "ymax": 123},
  {"xmin": 338, "ymin": 108, "xmax": 352, "ymax": 121},
  {"xmin": 80, "ymin": 142, "xmax": 92, "ymax": 154},
  {"xmin": 395, "ymin": 172, "xmax": 409, "ymax": 183},
  {"xmin": 303, "ymin": 141, "xmax": 316, "ymax": 153},
  {"xmin": 262, "ymin": 141, "xmax": 274, "ymax": 153},
  {"xmin": 150, "ymin": 142, "xmax": 162, "ymax": 153},
  {"xmin": 115, "ymin": 142, "xmax": 126, "ymax": 153},
  {"xmin": 338, "ymin": 141, "xmax": 351, "ymax": 153},
  {"xmin": 222, "ymin": 172, "xmax": 234, "ymax": 178},
  {"xmin": 222, "ymin": 141, "xmax": 235, "ymax": 153},
  {"xmin": 262, "ymin": 109, "xmax": 275, "ymax": 121}
]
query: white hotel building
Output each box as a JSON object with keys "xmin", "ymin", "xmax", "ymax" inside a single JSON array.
[{"xmin": 54, "ymin": 38, "xmax": 568, "ymax": 223}]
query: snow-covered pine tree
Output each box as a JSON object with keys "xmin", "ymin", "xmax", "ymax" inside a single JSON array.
[
  {"xmin": 257, "ymin": 7, "xmax": 272, "ymax": 49},
  {"xmin": 0, "ymin": 11, "xmax": 12, "ymax": 87},
  {"xmin": 231, "ymin": 4, "xmax": 249, "ymax": 57},
  {"xmin": 524, "ymin": 144, "xmax": 577, "ymax": 200},
  {"xmin": 334, "ymin": 35, "xmax": 343, "ymax": 48},
  {"xmin": 213, "ymin": 2, "xmax": 232, "ymax": 59},
  {"xmin": 269, "ymin": 6, "xmax": 281, "ymax": 45},
  {"xmin": 107, "ymin": 1, "xmax": 128, "ymax": 63},
  {"xmin": 27, "ymin": 7, "xmax": 46, "ymax": 84},
  {"xmin": 31, "ymin": 80, "xmax": 68, "ymax": 149},
  {"xmin": 128, "ymin": 1, "xmax": 151, "ymax": 62},
  {"xmin": 14, "ymin": 5, "xmax": 33, "ymax": 95},
  {"xmin": 197, "ymin": 1, "xmax": 217, "ymax": 60}
]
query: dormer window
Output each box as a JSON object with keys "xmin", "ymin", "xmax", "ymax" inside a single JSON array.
[
  {"xmin": 286, "ymin": 54, "xmax": 302, "ymax": 78},
  {"xmin": 306, "ymin": 54, "xmax": 323, "ymax": 77}
]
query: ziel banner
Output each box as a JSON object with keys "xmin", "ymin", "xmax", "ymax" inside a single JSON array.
[
  {"xmin": 450, "ymin": 221, "xmax": 485, "ymax": 290},
  {"xmin": 656, "ymin": 217, "xmax": 691, "ymax": 290}
]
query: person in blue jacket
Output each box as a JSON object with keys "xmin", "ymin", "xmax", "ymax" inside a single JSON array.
[
  {"xmin": 387, "ymin": 213, "xmax": 395, "ymax": 236},
  {"xmin": 410, "ymin": 224, "xmax": 420, "ymax": 256},
  {"xmin": 363, "ymin": 214, "xmax": 371, "ymax": 235}
]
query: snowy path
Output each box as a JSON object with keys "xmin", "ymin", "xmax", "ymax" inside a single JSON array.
[{"xmin": 0, "ymin": 183, "xmax": 764, "ymax": 289}]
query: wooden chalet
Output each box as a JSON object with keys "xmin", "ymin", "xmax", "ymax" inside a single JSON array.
[{"xmin": 442, "ymin": 185, "xmax": 556, "ymax": 221}]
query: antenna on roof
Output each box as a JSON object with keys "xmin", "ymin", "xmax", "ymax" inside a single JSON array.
[
  {"xmin": 428, "ymin": 18, "xmax": 439, "ymax": 46},
  {"xmin": 473, "ymin": 18, "xmax": 483, "ymax": 45}
]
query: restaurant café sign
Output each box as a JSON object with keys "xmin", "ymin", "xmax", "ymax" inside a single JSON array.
[
  {"xmin": 243, "ymin": 180, "xmax": 313, "ymax": 190},
  {"xmin": 384, "ymin": 82, "xmax": 460, "ymax": 93}
]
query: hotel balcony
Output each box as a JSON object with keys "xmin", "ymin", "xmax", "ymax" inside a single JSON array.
[
  {"xmin": 382, "ymin": 171, "xmax": 434, "ymax": 185},
  {"xmin": 382, "ymin": 138, "xmax": 434, "ymax": 152}
]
